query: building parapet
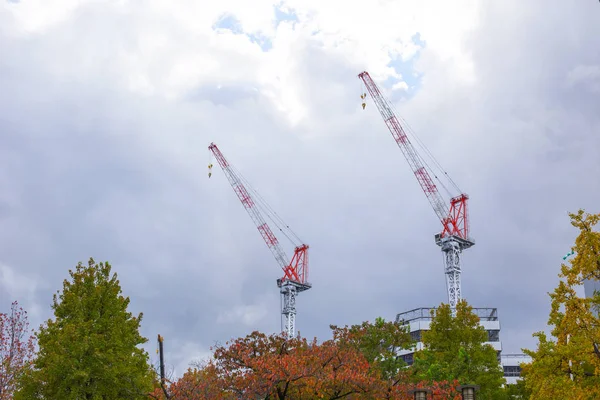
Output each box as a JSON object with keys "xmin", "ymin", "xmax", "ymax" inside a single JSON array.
[{"xmin": 396, "ymin": 307, "xmax": 499, "ymax": 324}]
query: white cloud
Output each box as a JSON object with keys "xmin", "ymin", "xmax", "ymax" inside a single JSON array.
[
  {"xmin": 1, "ymin": 0, "xmax": 82, "ymax": 34},
  {"xmin": 392, "ymin": 81, "xmax": 409, "ymax": 92},
  {"xmin": 1, "ymin": 0, "xmax": 480, "ymax": 124}
]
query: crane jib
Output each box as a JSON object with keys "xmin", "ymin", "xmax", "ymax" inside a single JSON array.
[
  {"xmin": 358, "ymin": 70, "xmax": 473, "ymax": 308},
  {"xmin": 208, "ymin": 142, "xmax": 312, "ymax": 338},
  {"xmin": 357, "ymin": 72, "xmax": 470, "ymax": 241},
  {"xmin": 208, "ymin": 142, "xmax": 310, "ymax": 282}
]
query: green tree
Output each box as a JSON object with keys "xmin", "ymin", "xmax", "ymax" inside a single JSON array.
[
  {"xmin": 331, "ymin": 316, "xmax": 414, "ymax": 380},
  {"xmin": 522, "ymin": 210, "xmax": 600, "ymax": 400},
  {"xmin": 411, "ymin": 300, "xmax": 505, "ymax": 400},
  {"xmin": 15, "ymin": 258, "xmax": 154, "ymax": 399},
  {"xmin": 502, "ymin": 380, "xmax": 531, "ymax": 400}
]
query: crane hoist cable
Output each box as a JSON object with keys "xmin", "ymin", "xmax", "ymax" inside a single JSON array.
[
  {"xmin": 358, "ymin": 70, "xmax": 474, "ymax": 309},
  {"xmin": 208, "ymin": 142, "xmax": 311, "ymax": 338}
]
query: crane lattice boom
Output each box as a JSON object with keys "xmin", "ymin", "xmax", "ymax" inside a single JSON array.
[
  {"xmin": 208, "ymin": 142, "xmax": 310, "ymax": 337},
  {"xmin": 358, "ymin": 71, "xmax": 470, "ymax": 241},
  {"xmin": 358, "ymin": 71, "xmax": 474, "ymax": 308}
]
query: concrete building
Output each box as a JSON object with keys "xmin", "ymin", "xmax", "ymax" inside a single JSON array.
[
  {"xmin": 395, "ymin": 307, "xmax": 502, "ymax": 366},
  {"xmin": 394, "ymin": 307, "xmax": 532, "ymax": 384},
  {"xmin": 500, "ymin": 354, "xmax": 532, "ymax": 385}
]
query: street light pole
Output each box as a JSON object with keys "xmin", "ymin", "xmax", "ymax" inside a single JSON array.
[
  {"xmin": 457, "ymin": 384, "xmax": 480, "ymax": 400},
  {"xmin": 408, "ymin": 388, "xmax": 432, "ymax": 400}
]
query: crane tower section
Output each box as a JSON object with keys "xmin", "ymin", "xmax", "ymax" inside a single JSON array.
[
  {"xmin": 358, "ymin": 71, "xmax": 474, "ymax": 308},
  {"xmin": 208, "ymin": 143, "xmax": 311, "ymax": 338}
]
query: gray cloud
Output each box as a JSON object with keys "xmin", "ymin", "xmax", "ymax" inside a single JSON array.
[{"xmin": 1, "ymin": 0, "xmax": 599, "ymax": 376}]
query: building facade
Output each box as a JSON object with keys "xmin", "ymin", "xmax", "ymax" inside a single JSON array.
[
  {"xmin": 394, "ymin": 307, "xmax": 532, "ymax": 384},
  {"xmin": 500, "ymin": 354, "xmax": 532, "ymax": 385},
  {"xmin": 395, "ymin": 307, "xmax": 502, "ymax": 366}
]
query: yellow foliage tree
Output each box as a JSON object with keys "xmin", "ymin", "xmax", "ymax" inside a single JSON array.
[{"xmin": 522, "ymin": 210, "xmax": 600, "ymax": 400}]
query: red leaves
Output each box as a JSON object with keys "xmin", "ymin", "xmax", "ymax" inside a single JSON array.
[
  {"xmin": 211, "ymin": 332, "xmax": 314, "ymax": 398},
  {"xmin": 305, "ymin": 339, "xmax": 372, "ymax": 396},
  {"xmin": 158, "ymin": 329, "xmax": 464, "ymax": 400},
  {"xmin": 0, "ymin": 301, "xmax": 36, "ymax": 400},
  {"xmin": 166, "ymin": 365, "xmax": 230, "ymax": 399}
]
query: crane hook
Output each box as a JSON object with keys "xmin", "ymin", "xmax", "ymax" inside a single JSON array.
[
  {"xmin": 208, "ymin": 163, "xmax": 213, "ymax": 178},
  {"xmin": 360, "ymin": 93, "xmax": 367, "ymax": 109}
]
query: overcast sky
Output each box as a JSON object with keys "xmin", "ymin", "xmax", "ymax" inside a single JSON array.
[{"xmin": 1, "ymin": 0, "xmax": 599, "ymax": 377}]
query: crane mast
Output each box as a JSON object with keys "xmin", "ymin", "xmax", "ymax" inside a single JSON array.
[
  {"xmin": 208, "ymin": 143, "xmax": 311, "ymax": 338},
  {"xmin": 358, "ymin": 71, "xmax": 474, "ymax": 308}
]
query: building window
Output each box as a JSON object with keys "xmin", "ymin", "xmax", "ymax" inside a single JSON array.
[
  {"xmin": 410, "ymin": 330, "xmax": 422, "ymax": 342},
  {"xmin": 503, "ymin": 365, "xmax": 522, "ymax": 377},
  {"xmin": 488, "ymin": 330, "xmax": 500, "ymax": 342},
  {"xmin": 400, "ymin": 353, "xmax": 414, "ymax": 366}
]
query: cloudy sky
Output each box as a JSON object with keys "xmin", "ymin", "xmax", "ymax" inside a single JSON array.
[{"xmin": 1, "ymin": 0, "xmax": 599, "ymax": 377}]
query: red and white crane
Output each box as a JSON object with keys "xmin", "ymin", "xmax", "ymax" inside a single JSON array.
[
  {"xmin": 208, "ymin": 143, "xmax": 311, "ymax": 338},
  {"xmin": 358, "ymin": 71, "xmax": 474, "ymax": 308}
]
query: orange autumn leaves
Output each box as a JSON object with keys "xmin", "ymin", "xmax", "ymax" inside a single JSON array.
[{"xmin": 152, "ymin": 328, "xmax": 461, "ymax": 400}]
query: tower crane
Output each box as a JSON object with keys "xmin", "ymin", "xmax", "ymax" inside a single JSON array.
[
  {"xmin": 208, "ymin": 143, "xmax": 311, "ymax": 338},
  {"xmin": 358, "ymin": 71, "xmax": 474, "ymax": 308}
]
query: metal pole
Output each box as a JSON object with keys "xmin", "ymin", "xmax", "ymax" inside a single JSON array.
[{"xmin": 158, "ymin": 334, "xmax": 166, "ymax": 384}]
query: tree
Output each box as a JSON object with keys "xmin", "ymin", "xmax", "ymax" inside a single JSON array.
[
  {"xmin": 522, "ymin": 210, "xmax": 600, "ymax": 399},
  {"xmin": 304, "ymin": 339, "xmax": 375, "ymax": 399},
  {"xmin": 153, "ymin": 320, "xmax": 465, "ymax": 400},
  {"xmin": 411, "ymin": 301, "xmax": 505, "ymax": 400},
  {"xmin": 183, "ymin": 328, "xmax": 400, "ymax": 399},
  {"xmin": 210, "ymin": 331, "xmax": 308, "ymax": 399},
  {"xmin": 0, "ymin": 301, "xmax": 36, "ymax": 399},
  {"xmin": 502, "ymin": 380, "xmax": 531, "ymax": 400},
  {"xmin": 149, "ymin": 365, "xmax": 230, "ymax": 400},
  {"xmin": 331, "ymin": 316, "xmax": 413, "ymax": 380},
  {"xmin": 15, "ymin": 258, "xmax": 154, "ymax": 399},
  {"xmin": 207, "ymin": 330, "xmax": 377, "ymax": 399},
  {"xmin": 203, "ymin": 321, "xmax": 459, "ymax": 400}
]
